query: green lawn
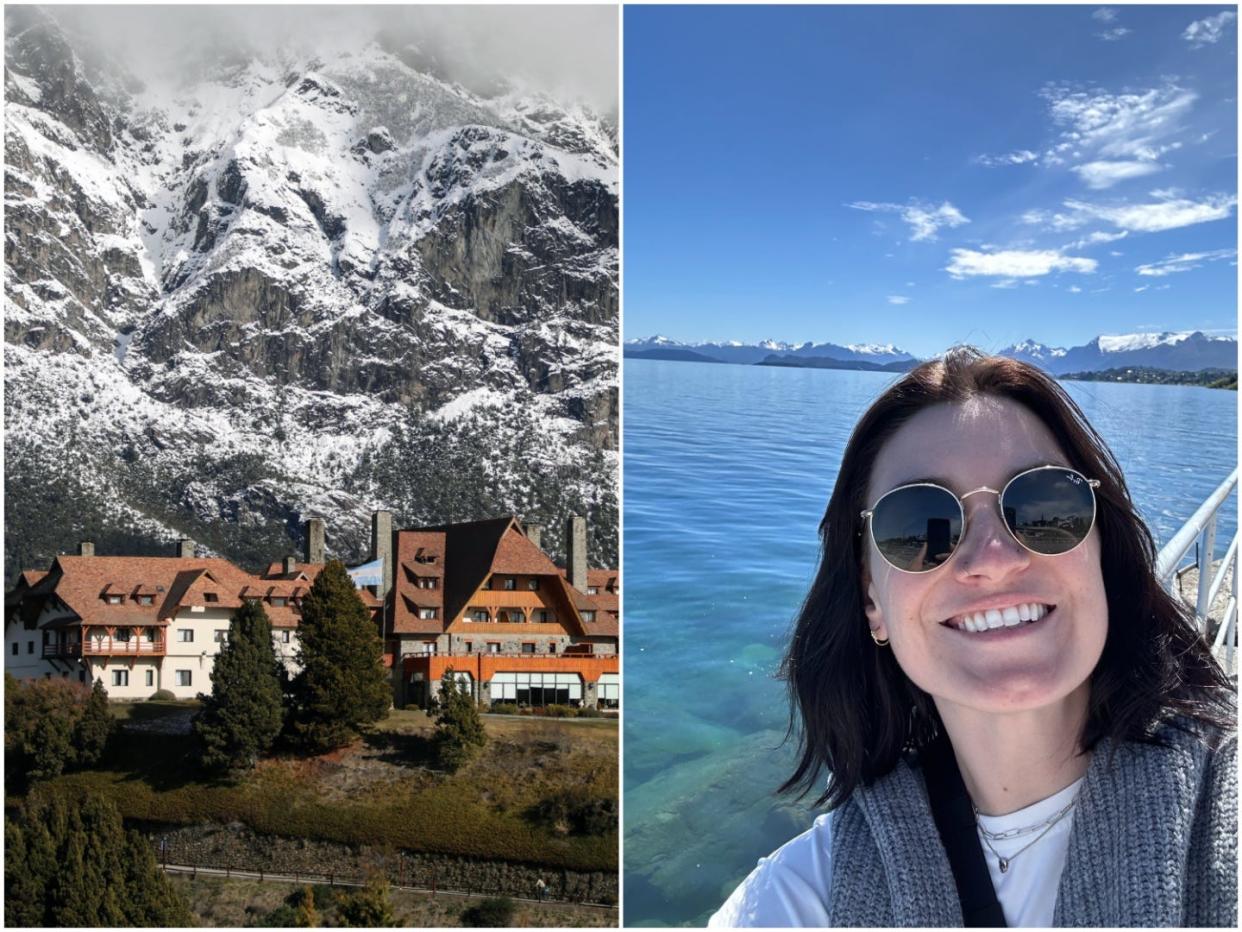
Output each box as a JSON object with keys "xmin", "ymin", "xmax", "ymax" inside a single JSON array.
[{"xmin": 37, "ymin": 704, "xmax": 617, "ymax": 872}]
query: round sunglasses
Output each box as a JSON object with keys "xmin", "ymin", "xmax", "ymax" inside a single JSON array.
[{"xmin": 861, "ymin": 464, "xmax": 1101, "ymax": 573}]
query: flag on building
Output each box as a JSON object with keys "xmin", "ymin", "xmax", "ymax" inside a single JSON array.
[{"xmin": 347, "ymin": 558, "xmax": 384, "ymax": 589}]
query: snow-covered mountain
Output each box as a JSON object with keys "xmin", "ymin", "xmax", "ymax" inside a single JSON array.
[
  {"xmin": 623, "ymin": 336, "xmax": 915, "ymax": 366},
  {"xmin": 999, "ymin": 331, "xmax": 1237, "ymax": 374},
  {"xmin": 4, "ymin": 7, "xmax": 618, "ymax": 580}
]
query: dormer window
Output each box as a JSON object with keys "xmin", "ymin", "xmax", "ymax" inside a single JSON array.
[
  {"xmin": 418, "ymin": 607, "xmax": 438, "ymax": 620},
  {"xmin": 417, "ymin": 578, "xmax": 438, "ymax": 590},
  {"xmin": 138, "ymin": 595, "xmax": 154, "ymax": 606},
  {"xmin": 587, "ymin": 586, "xmax": 599, "ymax": 595},
  {"xmin": 415, "ymin": 553, "xmax": 437, "ymax": 564},
  {"xmin": 582, "ymin": 610, "xmax": 597, "ymax": 622},
  {"xmin": 503, "ymin": 578, "xmax": 516, "ymax": 591},
  {"xmin": 271, "ymin": 597, "xmax": 287, "ymax": 607},
  {"xmin": 106, "ymin": 594, "xmax": 123, "ymax": 605},
  {"xmin": 469, "ymin": 609, "xmax": 489, "ymax": 622},
  {"xmin": 204, "ymin": 592, "xmax": 219, "ymax": 603},
  {"xmin": 527, "ymin": 578, "xmax": 539, "ymax": 591}
]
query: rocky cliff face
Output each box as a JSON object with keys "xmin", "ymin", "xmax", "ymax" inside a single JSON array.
[{"xmin": 4, "ymin": 8, "xmax": 618, "ymax": 580}]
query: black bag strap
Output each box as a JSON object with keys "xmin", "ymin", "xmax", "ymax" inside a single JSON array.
[{"xmin": 919, "ymin": 735, "xmax": 1008, "ymax": 928}]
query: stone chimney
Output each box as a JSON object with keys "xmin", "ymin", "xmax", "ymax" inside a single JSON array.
[
  {"xmin": 304, "ymin": 518, "xmax": 325, "ymax": 565},
  {"xmin": 566, "ymin": 515, "xmax": 588, "ymax": 593},
  {"xmin": 371, "ymin": 510, "xmax": 393, "ymax": 598},
  {"xmin": 78, "ymin": 541, "xmax": 95, "ymax": 557},
  {"xmin": 283, "ymin": 555, "xmax": 298, "ymax": 575},
  {"xmin": 525, "ymin": 522, "xmax": 543, "ymax": 551},
  {"xmin": 177, "ymin": 539, "xmax": 195, "ymax": 559}
]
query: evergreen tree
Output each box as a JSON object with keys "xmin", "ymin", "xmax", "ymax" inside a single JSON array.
[
  {"xmin": 193, "ymin": 599, "xmax": 284, "ymax": 771},
  {"xmin": 4, "ymin": 787, "xmax": 192, "ymax": 927},
  {"xmin": 293, "ymin": 885, "xmax": 320, "ymax": 927},
  {"xmin": 289, "ymin": 560, "xmax": 390, "ymax": 751},
  {"xmin": 337, "ymin": 875, "xmax": 397, "ymax": 927},
  {"xmin": 72, "ymin": 679, "xmax": 113, "ymax": 768},
  {"xmin": 432, "ymin": 668, "xmax": 487, "ymax": 772},
  {"xmin": 5, "ymin": 674, "xmax": 92, "ymax": 791}
]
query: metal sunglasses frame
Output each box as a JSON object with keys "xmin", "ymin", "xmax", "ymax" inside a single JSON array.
[{"xmin": 860, "ymin": 464, "xmax": 1102, "ymax": 574}]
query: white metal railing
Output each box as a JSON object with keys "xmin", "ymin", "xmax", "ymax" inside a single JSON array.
[{"xmin": 1155, "ymin": 468, "xmax": 1238, "ymax": 668}]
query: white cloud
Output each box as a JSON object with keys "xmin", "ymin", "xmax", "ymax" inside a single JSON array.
[
  {"xmin": 1097, "ymin": 27, "xmax": 1130, "ymax": 42},
  {"xmin": 1073, "ymin": 160, "xmax": 1163, "ymax": 189},
  {"xmin": 1041, "ymin": 83, "xmax": 1196, "ymax": 162},
  {"xmin": 946, "ymin": 248, "xmax": 1098, "ymax": 279},
  {"xmin": 1184, "ymin": 11, "xmax": 1236, "ymax": 47},
  {"xmin": 991, "ymin": 279, "xmax": 1020, "ymax": 289},
  {"xmin": 1092, "ymin": 7, "xmax": 1118, "ymax": 22},
  {"xmin": 887, "ymin": 295, "xmax": 910, "ymax": 305},
  {"xmin": 975, "ymin": 150, "xmax": 1039, "ymax": 167},
  {"xmin": 846, "ymin": 200, "xmax": 970, "ymax": 241},
  {"xmin": 1063, "ymin": 194, "xmax": 1236, "ymax": 232},
  {"xmin": 1135, "ymin": 249, "xmax": 1237, "ymax": 277},
  {"xmin": 1068, "ymin": 285, "xmax": 1083, "ymax": 293},
  {"xmin": 1065, "ymin": 229, "xmax": 1130, "ymax": 250}
]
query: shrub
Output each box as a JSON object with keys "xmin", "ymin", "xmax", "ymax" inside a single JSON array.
[
  {"xmin": 489, "ymin": 702, "xmax": 519, "ymax": 715},
  {"xmin": 529, "ymin": 790, "xmax": 618, "ymax": 836},
  {"xmin": 432, "ymin": 669, "xmax": 487, "ymax": 772},
  {"xmin": 461, "ymin": 897, "xmax": 515, "ymax": 927},
  {"xmin": 543, "ymin": 704, "xmax": 578, "ymax": 718},
  {"xmin": 336, "ymin": 876, "xmax": 396, "ymax": 927},
  {"xmin": 148, "ymin": 689, "xmax": 176, "ymax": 701},
  {"xmin": 576, "ymin": 706, "xmax": 604, "ymax": 718}
]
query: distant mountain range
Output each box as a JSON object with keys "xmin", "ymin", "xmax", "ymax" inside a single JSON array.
[{"xmin": 625, "ymin": 331, "xmax": 1237, "ymax": 375}]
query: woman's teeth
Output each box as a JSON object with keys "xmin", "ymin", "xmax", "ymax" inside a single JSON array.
[{"xmin": 950, "ymin": 602, "xmax": 1049, "ymax": 633}]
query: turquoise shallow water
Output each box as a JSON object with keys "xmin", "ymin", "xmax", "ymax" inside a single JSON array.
[{"xmin": 622, "ymin": 359, "xmax": 1238, "ymax": 927}]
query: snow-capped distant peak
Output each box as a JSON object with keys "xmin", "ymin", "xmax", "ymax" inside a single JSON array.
[
  {"xmin": 847, "ymin": 342, "xmax": 906, "ymax": 356},
  {"xmin": 1098, "ymin": 331, "xmax": 1194, "ymax": 353},
  {"xmin": 1006, "ymin": 339, "xmax": 1068, "ymax": 358}
]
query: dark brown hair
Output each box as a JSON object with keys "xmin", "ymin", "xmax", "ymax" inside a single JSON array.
[{"xmin": 780, "ymin": 346, "xmax": 1234, "ymax": 809}]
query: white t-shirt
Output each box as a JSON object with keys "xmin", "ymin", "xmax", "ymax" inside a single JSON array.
[{"xmin": 709, "ymin": 778, "xmax": 1084, "ymax": 928}]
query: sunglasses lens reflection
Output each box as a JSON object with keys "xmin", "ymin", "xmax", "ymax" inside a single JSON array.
[
  {"xmin": 871, "ymin": 486, "xmax": 962, "ymax": 572},
  {"xmin": 1003, "ymin": 469, "xmax": 1096, "ymax": 555}
]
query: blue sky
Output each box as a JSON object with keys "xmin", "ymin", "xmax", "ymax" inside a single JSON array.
[{"xmin": 624, "ymin": 5, "xmax": 1238, "ymax": 358}]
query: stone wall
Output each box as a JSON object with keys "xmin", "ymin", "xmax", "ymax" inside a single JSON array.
[{"xmin": 138, "ymin": 821, "xmax": 617, "ymax": 904}]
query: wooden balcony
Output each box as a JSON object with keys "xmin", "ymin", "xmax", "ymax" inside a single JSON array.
[
  {"xmin": 81, "ymin": 637, "xmax": 166, "ymax": 657},
  {"xmin": 42, "ymin": 640, "xmax": 82, "ymax": 659}
]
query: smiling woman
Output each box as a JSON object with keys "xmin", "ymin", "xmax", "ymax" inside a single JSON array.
[{"xmin": 710, "ymin": 347, "xmax": 1236, "ymax": 928}]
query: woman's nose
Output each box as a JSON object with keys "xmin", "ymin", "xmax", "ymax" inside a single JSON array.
[{"xmin": 951, "ymin": 497, "xmax": 1031, "ymax": 581}]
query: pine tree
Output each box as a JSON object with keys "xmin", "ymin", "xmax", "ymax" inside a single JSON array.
[
  {"xmin": 193, "ymin": 599, "xmax": 285, "ymax": 771},
  {"xmin": 5, "ymin": 674, "xmax": 91, "ymax": 790},
  {"xmin": 432, "ymin": 668, "xmax": 487, "ymax": 772},
  {"xmin": 293, "ymin": 885, "xmax": 320, "ymax": 927},
  {"xmin": 4, "ymin": 788, "xmax": 192, "ymax": 927},
  {"xmin": 289, "ymin": 560, "xmax": 390, "ymax": 751},
  {"xmin": 72, "ymin": 679, "xmax": 113, "ymax": 769}
]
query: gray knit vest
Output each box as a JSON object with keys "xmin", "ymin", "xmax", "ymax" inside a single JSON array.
[{"xmin": 825, "ymin": 723, "xmax": 1237, "ymax": 927}]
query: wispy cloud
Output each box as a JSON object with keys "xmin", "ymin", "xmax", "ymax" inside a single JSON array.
[
  {"xmin": 1184, "ymin": 11, "xmax": 1236, "ymax": 48},
  {"xmin": 974, "ymin": 149, "xmax": 1039, "ymax": 167},
  {"xmin": 1135, "ymin": 249, "xmax": 1237, "ymax": 277},
  {"xmin": 1063, "ymin": 193, "xmax": 1236, "ymax": 232},
  {"xmin": 886, "ymin": 295, "xmax": 910, "ymax": 305},
  {"xmin": 1065, "ymin": 229, "xmax": 1129, "ymax": 250},
  {"xmin": 946, "ymin": 248, "xmax": 1097, "ymax": 279},
  {"xmin": 1072, "ymin": 159, "xmax": 1164, "ymax": 189},
  {"xmin": 1097, "ymin": 27, "xmax": 1130, "ymax": 42},
  {"xmin": 1092, "ymin": 8, "xmax": 1117, "ymax": 23},
  {"xmin": 1067, "ymin": 285, "xmax": 1083, "ymax": 293},
  {"xmin": 846, "ymin": 200, "xmax": 970, "ymax": 241}
]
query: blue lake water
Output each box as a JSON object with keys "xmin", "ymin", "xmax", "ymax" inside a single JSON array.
[{"xmin": 622, "ymin": 358, "xmax": 1238, "ymax": 927}]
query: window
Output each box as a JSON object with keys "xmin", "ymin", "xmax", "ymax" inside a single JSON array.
[
  {"xmin": 138, "ymin": 595, "xmax": 154, "ymax": 605},
  {"xmin": 522, "ymin": 643, "xmax": 536, "ymax": 654},
  {"xmin": 281, "ymin": 630, "xmax": 291, "ymax": 643},
  {"xmin": 26, "ymin": 640, "xmax": 34, "ymax": 654},
  {"xmin": 418, "ymin": 607, "xmax": 438, "ymax": 620},
  {"xmin": 481, "ymin": 577, "xmax": 492, "ymax": 590},
  {"xmin": 106, "ymin": 594, "xmax": 123, "ymax": 605},
  {"xmin": 143, "ymin": 630, "xmax": 155, "ymax": 642},
  {"xmin": 587, "ymin": 586, "xmax": 599, "ymax": 595},
  {"xmin": 116, "ymin": 628, "xmax": 131, "ymax": 643},
  {"xmin": 503, "ymin": 577, "xmax": 516, "ymax": 590},
  {"xmin": 598, "ymin": 672, "xmax": 620, "ymax": 709},
  {"xmin": 175, "ymin": 670, "xmax": 192, "ymax": 687},
  {"xmin": 415, "ymin": 553, "xmax": 437, "ymax": 564},
  {"xmin": 470, "ymin": 609, "xmax": 489, "ymax": 622},
  {"xmin": 581, "ymin": 611, "xmax": 597, "ymax": 622},
  {"xmin": 548, "ymin": 642, "xmax": 557, "ymax": 654},
  {"xmin": 214, "ymin": 630, "xmax": 227, "ymax": 643},
  {"xmin": 535, "ymin": 610, "xmax": 554, "ymax": 623},
  {"xmin": 417, "ymin": 578, "xmax": 438, "ymax": 590},
  {"xmin": 528, "ymin": 578, "xmax": 539, "ymax": 591},
  {"xmin": 490, "ymin": 671, "xmax": 583, "ymax": 707},
  {"xmin": 112, "ymin": 670, "xmax": 129, "ymax": 687},
  {"xmin": 177, "ymin": 629, "xmax": 194, "ymax": 642},
  {"xmin": 145, "ymin": 669, "xmax": 154, "ymax": 687},
  {"xmin": 487, "ymin": 642, "xmax": 501, "ymax": 654},
  {"xmin": 79, "ymin": 671, "xmax": 86, "ymax": 683},
  {"xmin": 464, "ymin": 642, "xmax": 474, "ymax": 653},
  {"xmin": 204, "ymin": 592, "xmax": 219, "ymax": 603},
  {"xmin": 10, "ymin": 642, "xmax": 17, "ymax": 656},
  {"xmin": 271, "ymin": 597, "xmax": 287, "ymax": 607}
]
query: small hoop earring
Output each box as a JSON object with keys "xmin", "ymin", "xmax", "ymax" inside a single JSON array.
[{"xmin": 870, "ymin": 629, "xmax": 889, "ymax": 647}]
